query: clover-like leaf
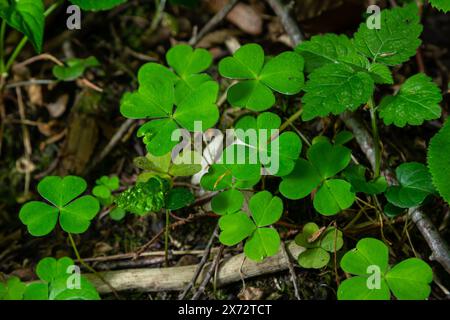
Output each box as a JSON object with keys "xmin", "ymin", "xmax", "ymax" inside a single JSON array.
[
  {"xmin": 0, "ymin": 0, "xmax": 44, "ymax": 53},
  {"xmin": 353, "ymin": 3, "xmax": 423, "ymax": 66},
  {"xmin": 218, "ymin": 211, "xmax": 256, "ymax": 246},
  {"xmin": 211, "ymin": 189, "xmax": 244, "ymax": 215},
  {"xmin": 294, "ymin": 222, "xmax": 321, "ymax": 249},
  {"xmin": 249, "ymin": 191, "xmax": 283, "ymax": 227},
  {"xmin": 301, "ymin": 63, "xmax": 374, "ymax": 121},
  {"xmin": 52, "ymin": 56, "xmax": 100, "ymax": 81},
  {"xmin": 428, "ymin": 119, "xmax": 450, "ymax": 205},
  {"xmin": 338, "ymin": 238, "xmax": 433, "ymax": 300},
  {"xmin": 36, "ymin": 257, "xmax": 74, "ymax": 283},
  {"xmin": 68, "ymin": 0, "xmax": 127, "ymax": 11},
  {"xmin": 49, "ymin": 276, "xmax": 100, "ymax": 300},
  {"xmin": 385, "ymin": 162, "xmax": 435, "ymax": 208},
  {"xmin": 0, "ymin": 277, "xmax": 26, "ymax": 300},
  {"xmin": 298, "ymin": 247, "xmax": 330, "ymax": 269},
  {"xmin": 166, "ymin": 45, "xmax": 212, "ymax": 79},
  {"xmin": 23, "ymin": 283, "xmax": 48, "ymax": 300},
  {"xmin": 379, "ymin": 74, "xmax": 442, "ymax": 127},
  {"xmin": 343, "ymin": 164, "xmax": 387, "ymax": 195},
  {"xmin": 295, "ymin": 34, "xmax": 357, "ymax": 73},
  {"xmin": 19, "ymin": 176, "xmax": 100, "ymax": 236},
  {"xmin": 314, "ymin": 179, "xmax": 355, "ymax": 216},
  {"xmin": 244, "ymin": 228, "xmax": 280, "ymax": 262},
  {"xmin": 219, "ymin": 44, "xmax": 304, "ymax": 111},
  {"xmin": 429, "ymin": 0, "xmax": 450, "ymax": 12},
  {"xmin": 320, "ymin": 227, "xmax": 344, "ymax": 252}
]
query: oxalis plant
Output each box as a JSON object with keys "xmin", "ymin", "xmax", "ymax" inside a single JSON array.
[{"xmin": 6, "ymin": 1, "xmax": 450, "ymax": 301}]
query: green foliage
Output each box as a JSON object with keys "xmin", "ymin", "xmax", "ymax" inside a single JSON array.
[
  {"xmin": 427, "ymin": 119, "xmax": 450, "ymax": 205},
  {"xmin": 295, "ymin": 223, "xmax": 343, "ymax": 269},
  {"xmin": 165, "ymin": 188, "xmax": 194, "ymax": 210},
  {"xmin": 385, "ymin": 162, "xmax": 435, "ymax": 208},
  {"xmin": 343, "ymin": 164, "xmax": 387, "ymax": 195},
  {"xmin": 52, "ymin": 56, "xmax": 100, "ymax": 81},
  {"xmin": 338, "ymin": 238, "xmax": 433, "ymax": 300},
  {"xmin": 219, "ymin": 44, "xmax": 304, "ymax": 111},
  {"xmin": 120, "ymin": 47, "xmax": 219, "ymax": 156},
  {"xmin": 378, "ymin": 74, "xmax": 442, "ymax": 127},
  {"xmin": 19, "ymin": 176, "xmax": 100, "ymax": 236},
  {"xmin": 279, "ymin": 138, "xmax": 355, "ymax": 215},
  {"xmin": 93, "ymin": 175, "xmax": 120, "ymax": 206},
  {"xmin": 429, "ymin": 0, "xmax": 450, "ymax": 12},
  {"xmin": 353, "ymin": 3, "xmax": 422, "ymax": 66},
  {"xmin": 0, "ymin": 0, "xmax": 44, "ymax": 53},
  {"xmin": 218, "ymin": 191, "xmax": 283, "ymax": 261},
  {"xmin": 69, "ymin": 0, "xmax": 127, "ymax": 11},
  {"xmin": 0, "ymin": 276, "xmax": 26, "ymax": 300}
]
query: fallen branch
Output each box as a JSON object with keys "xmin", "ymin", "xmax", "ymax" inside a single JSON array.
[{"xmin": 85, "ymin": 242, "xmax": 305, "ymax": 293}]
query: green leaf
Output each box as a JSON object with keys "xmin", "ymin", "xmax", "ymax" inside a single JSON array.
[
  {"xmin": 92, "ymin": 185, "xmax": 111, "ymax": 200},
  {"xmin": 218, "ymin": 212, "xmax": 256, "ymax": 246},
  {"xmin": 36, "ymin": 257, "xmax": 74, "ymax": 283},
  {"xmin": 320, "ymin": 228, "xmax": 344, "ymax": 252},
  {"xmin": 334, "ymin": 130, "xmax": 354, "ymax": 145},
  {"xmin": 37, "ymin": 176, "xmax": 87, "ymax": 207},
  {"xmin": 96, "ymin": 176, "xmax": 120, "ymax": 191},
  {"xmin": 249, "ymin": 191, "xmax": 283, "ymax": 227},
  {"xmin": 314, "ymin": 179, "xmax": 355, "ymax": 215},
  {"xmin": 137, "ymin": 119, "xmax": 179, "ymax": 156},
  {"xmin": 353, "ymin": 4, "xmax": 423, "ymax": 66},
  {"xmin": 109, "ymin": 207, "xmax": 126, "ymax": 221},
  {"xmin": 52, "ymin": 57, "xmax": 100, "ymax": 81},
  {"xmin": 340, "ymin": 238, "xmax": 389, "ymax": 276},
  {"xmin": 295, "ymin": 34, "xmax": 357, "ymax": 73},
  {"xmin": 279, "ymin": 159, "xmax": 322, "ymax": 200},
  {"xmin": 383, "ymin": 203, "xmax": 406, "ymax": 218},
  {"xmin": 68, "ymin": 0, "xmax": 127, "ymax": 11},
  {"xmin": 429, "ymin": 0, "xmax": 450, "ymax": 12},
  {"xmin": 298, "ymin": 247, "xmax": 330, "ymax": 269},
  {"xmin": 428, "ymin": 119, "xmax": 450, "ymax": 204},
  {"xmin": 219, "ymin": 44, "xmax": 304, "ymax": 111},
  {"xmin": 302, "ymin": 63, "xmax": 374, "ymax": 121},
  {"xmin": 136, "ymin": 151, "xmax": 201, "ymax": 179},
  {"xmin": 19, "ymin": 201, "xmax": 59, "ymax": 236},
  {"xmin": 385, "ymin": 162, "xmax": 435, "ymax": 208},
  {"xmin": 368, "ymin": 63, "xmax": 393, "ymax": 85},
  {"xmin": 338, "ymin": 277, "xmax": 390, "ymax": 300},
  {"xmin": 49, "ymin": 276, "xmax": 100, "ymax": 300},
  {"xmin": 244, "ymin": 228, "xmax": 280, "ymax": 261},
  {"xmin": 343, "ymin": 164, "xmax": 387, "ymax": 195},
  {"xmin": 59, "ymin": 196, "xmax": 100, "ymax": 233},
  {"xmin": 211, "ymin": 189, "xmax": 244, "ymax": 215},
  {"xmin": 0, "ymin": 0, "xmax": 44, "ymax": 53},
  {"xmin": 23, "ymin": 283, "xmax": 48, "ymax": 300},
  {"xmin": 385, "ymin": 258, "xmax": 433, "ymax": 300},
  {"xmin": 166, "ymin": 44, "xmax": 212, "ymax": 78},
  {"xmin": 0, "ymin": 277, "xmax": 26, "ymax": 300},
  {"xmin": 294, "ymin": 222, "xmax": 320, "ymax": 248},
  {"xmin": 165, "ymin": 188, "xmax": 194, "ymax": 210},
  {"xmin": 307, "ymin": 140, "xmax": 352, "ymax": 180},
  {"xmin": 379, "ymin": 74, "xmax": 442, "ymax": 127}
]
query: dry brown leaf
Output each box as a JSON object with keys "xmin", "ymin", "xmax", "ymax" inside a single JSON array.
[{"xmin": 46, "ymin": 94, "xmax": 69, "ymax": 118}]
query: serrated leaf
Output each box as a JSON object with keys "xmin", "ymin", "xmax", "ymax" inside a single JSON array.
[
  {"xmin": 353, "ymin": 4, "xmax": 423, "ymax": 66},
  {"xmin": 302, "ymin": 63, "xmax": 374, "ymax": 121},
  {"xmin": 429, "ymin": 0, "xmax": 450, "ymax": 13},
  {"xmin": 385, "ymin": 162, "xmax": 435, "ymax": 208},
  {"xmin": 368, "ymin": 63, "xmax": 393, "ymax": 84},
  {"xmin": 0, "ymin": 0, "xmax": 44, "ymax": 53},
  {"xmin": 295, "ymin": 34, "xmax": 357, "ymax": 73},
  {"xmin": 379, "ymin": 74, "xmax": 442, "ymax": 127},
  {"xmin": 428, "ymin": 119, "xmax": 450, "ymax": 204},
  {"xmin": 244, "ymin": 228, "xmax": 280, "ymax": 261},
  {"xmin": 69, "ymin": 0, "xmax": 127, "ymax": 11}
]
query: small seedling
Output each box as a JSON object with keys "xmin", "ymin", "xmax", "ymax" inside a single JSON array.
[
  {"xmin": 19, "ymin": 176, "xmax": 100, "ymax": 236},
  {"xmin": 92, "ymin": 175, "xmax": 126, "ymax": 221},
  {"xmin": 338, "ymin": 238, "xmax": 433, "ymax": 300},
  {"xmin": 52, "ymin": 56, "xmax": 100, "ymax": 81},
  {"xmin": 295, "ymin": 222, "xmax": 343, "ymax": 269}
]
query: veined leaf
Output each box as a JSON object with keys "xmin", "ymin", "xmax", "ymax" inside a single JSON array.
[
  {"xmin": 69, "ymin": 0, "xmax": 127, "ymax": 11},
  {"xmin": 429, "ymin": 0, "xmax": 450, "ymax": 12}
]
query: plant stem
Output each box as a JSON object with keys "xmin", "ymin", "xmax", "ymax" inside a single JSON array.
[
  {"xmin": 368, "ymin": 97, "xmax": 381, "ymax": 177},
  {"xmin": 0, "ymin": 20, "xmax": 6, "ymax": 74},
  {"xmin": 4, "ymin": 0, "xmax": 64, "ymax": 73},
  {"xmin": 280, "ymin": 108, "xmax": 303, "ymax": 132},
  {"xmin": 67, "ymin": 232, "xmax": 120, "ymax": 299},
  {"xmin": 165, "ymin": 209, "xmax": 170, "ymax": 267}
]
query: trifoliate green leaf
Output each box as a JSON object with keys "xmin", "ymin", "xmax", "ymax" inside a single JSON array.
[
  {"xmin": 385, "ymin": 162, "xmax": 435, "ymax": 208},
  {"xmin": 307, "ymin": 139, "xmax": 352, "ymax": 180},
  {"xmin": 379, "ymin": 74, "xmax": 442, "ymax": 127},
  {"xmin": 302, "ymin": 63, "xmax": 374, "ymax": 121},
  {"xmin": 219, "ymin": 44, "xmax": 304, "ymax": 111},
  {"xmin": 211, "ymin": 189, "xmax": 244, "ymax": 215},
  {"xmin": 0, "ymin": 0, "xmax": 44, "ymax": 53},
  {"xmin": 0, "ymin": 277, "xmax": 26, "ymax": 300},
  {"xmin": 428, "ymin": 119, "xmax": 450, "ymax": 204},
  {"xmin": 218, "ymin": 211, "xmax": 256, "ymax": 246},
  {"xmin": 429, "ymin": 0, "xmax": 450, "ymax": 12},
  {"xmin": 68, "ymin": 0, "xmax": 127, "ymax": 11},
  {"xmin": 295, "ymin": 34, "xmax": 357, "ymax": 73},
  {"xmin": 19, "ymin": 176, "xmax": 99, "ymax": 236},
  {"xmin": 52, "ymin": 57, "xmax": 100, "ymax": 81},
  {"xmin": 343, "ymin": 164, "xmax": 387, "ymax": 195},
  {"xmin": 341, "ymin": 238, "xmax": 389, "ymax": 276},
  {"xmin": 353, "ymin": 4, "xmax": 423, "ymax": 66},
  {"xmin": 313, "ymin": 179, "xmax": 355, "ymax": 216},
  {"xmin": 36, "ymin": 257, "xmax": 74, "ymax": 283},
  {"xmin": 96, "ymin": 176, "xmax": 120, "ymax": 191},
  {"xmin": 244, "ymin": 228, "xmax": 280, "ymax": 262},
  {"xmin": 166, "ymin": 45, "xmax": 212, "ymax": 79}
]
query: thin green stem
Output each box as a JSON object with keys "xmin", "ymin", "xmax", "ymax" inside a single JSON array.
[
  {"xmin": 280, "ymin": 108, "xmax": 303, "ymax": 132},
  {"xmin": 67, "ymin": 233, "xmax": 120, "ymax": 299},
  {"xmin": 165, "ymin": 209, "xmax": 170, "ymax": 267},
  {"xmin": 0, "ymin": 20, "xmax": 6, "ymax": 74},
  {"xmin": 368, "ymin": 97, "xmax": 381, "ymax": 177}
]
